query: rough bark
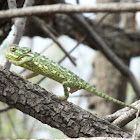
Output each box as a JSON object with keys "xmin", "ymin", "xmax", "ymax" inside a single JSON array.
[{"xmin": 0, "ymin": 65, "xmax": 131, "ymax": 138}]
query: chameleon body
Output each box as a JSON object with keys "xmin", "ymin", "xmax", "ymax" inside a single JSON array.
[{"xmin": 5, "ymin": 45, "xmax": 137, "ymax": 110}]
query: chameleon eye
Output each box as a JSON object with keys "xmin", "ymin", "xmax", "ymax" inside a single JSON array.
[{"xmin": 10, "ymin": 46, "xmax": 16, "ymax": 52}]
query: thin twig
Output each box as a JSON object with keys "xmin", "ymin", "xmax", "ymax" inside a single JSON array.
[
  {"xmin": 32, "ymin": 16, "xmax": 76, "ymax": 66},
  {"xmin": 24, "ymin": 72, "xmax": 38, "ymax": 79},
  {"xmin": 70, "ymin": 14, "xmax": 140, "ymax": 99},
  {"xmin": 74, "ymin": 12, "xmax": 110, "ymax": 51},
  {"xmin": 95, "ymin": 12, "xmax": 110, "ymax": 26},
  {"xmin": 132, "ymin": 108, "xmax": 140, "ymax": 140},
  {"xmin": 59, "ymin": 37, "xmax": 85, "ymax": 63},
  {"xmin": 104, "ymin": 100, "xmax": 140, "ymax": 127},
  {"xmin": 1, "ymin": 3, "xmax": 140, "ymax": 19}
]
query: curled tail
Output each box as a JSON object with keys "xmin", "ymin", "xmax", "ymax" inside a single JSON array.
[{"xmin": 84, "ymin": 83, "xmax": 137, "ymax": 110}]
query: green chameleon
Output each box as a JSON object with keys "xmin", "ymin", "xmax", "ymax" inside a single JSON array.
[{"xmin": 5, "ymin": 45, "xmax": 137, "ymax": 110}]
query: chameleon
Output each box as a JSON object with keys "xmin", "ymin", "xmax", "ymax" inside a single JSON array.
[{"xmin": 5, "ymin": 45, "xmax": 137, "ymax": 110}]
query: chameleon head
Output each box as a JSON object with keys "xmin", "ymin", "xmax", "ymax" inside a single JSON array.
[{"xmin": 5, "ymin": 45, "xmax": 31, "ymax": 61}]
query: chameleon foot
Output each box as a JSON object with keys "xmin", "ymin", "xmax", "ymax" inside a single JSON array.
[{"xmin": 60, "ymin": 96, "xmax": 68, "ymax": 101}]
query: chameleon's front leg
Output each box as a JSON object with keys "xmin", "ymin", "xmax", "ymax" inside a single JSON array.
[
  {"xmin": 9, "ymin": 57, "xmax": 32, "ymax": 66},
  {"xmin": 62, "ymin": 81, "xmax": 70, "ymax": 100},
  {"xmin": 62, "ymin": 80, "xmax": 81, "ymax": 100},
  {"xmin": 62, "ymin": 81, "xmax": 81, "ymax": 100}
]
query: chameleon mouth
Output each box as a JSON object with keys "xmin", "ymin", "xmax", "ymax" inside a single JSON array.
[{"xmin": 18, "ymin": 50, "xmax": 31, "ymax": 59}]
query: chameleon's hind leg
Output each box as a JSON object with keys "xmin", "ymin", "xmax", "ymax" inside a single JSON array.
[{"xmin": 61, "ymin": 81, "xmax": 78, "ymax": 100}]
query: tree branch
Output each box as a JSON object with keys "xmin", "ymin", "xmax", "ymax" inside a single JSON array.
[
  {"xmin": 104, "ymin": 100, "xmax": 140, "ymax": 127},
  {"xmin": 0, "ymin": 3, "xmax": 140, "ymax": 19},
  {"xmin": 0, "ymin": 65, "xmax": 131, "ymax": 138}
]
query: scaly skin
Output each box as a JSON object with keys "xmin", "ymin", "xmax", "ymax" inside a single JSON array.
[{"xmin": 5, "ymin": 45, "xmax": 137, "ymax": 110}]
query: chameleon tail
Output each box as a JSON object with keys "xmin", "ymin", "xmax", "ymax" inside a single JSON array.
[{"xmin": 84, "ymin": 83, "xmax": 137, "ymax": 110}]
